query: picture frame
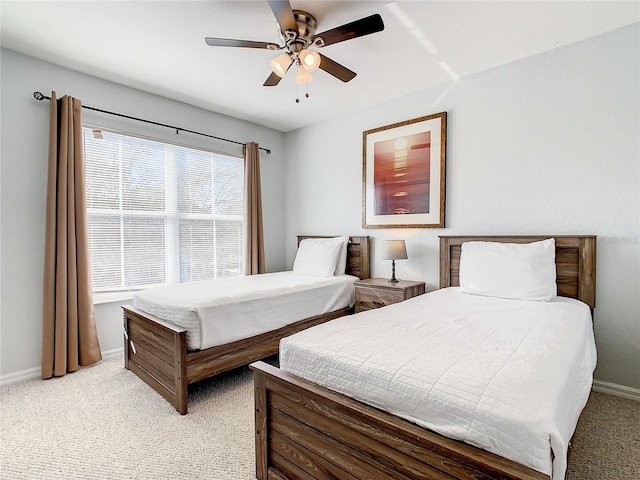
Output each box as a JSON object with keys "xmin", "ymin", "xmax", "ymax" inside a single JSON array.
[{"xmin": 362, "ymin": 112, "xmax": 446, "ymax": 229}]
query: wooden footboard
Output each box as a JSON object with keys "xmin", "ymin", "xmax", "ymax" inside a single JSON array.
[
  {"xmin": 251, "ymin": 361, "xmax": 549, "ymax": 480},
  {"xmin": 123, "ymin": 305, "xmax": 353, "ymax": 415},
  {"xmin": 123, "ymin": 306, "xmax": 188, "ymax": 414}
]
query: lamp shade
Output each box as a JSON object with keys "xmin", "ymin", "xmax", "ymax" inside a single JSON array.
[
  {"xmin": 270, "ymin": 53, "xmax": 291, "ymax": 77},
  {"xmin": 295, "ymin": 67, "xmax": 313, "ymax": 84},
  {"xmin": 381, "ymin": 240, "xmax": 408, "ymax": 260},
  {"xmin": 300, "ymin": 49, "xmax": 321, "ymax": 72}
]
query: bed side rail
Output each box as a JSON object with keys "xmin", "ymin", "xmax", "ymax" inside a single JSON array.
[{"xmin": 185, "ymin": 306, "xmax": 352, "ymax": 384}]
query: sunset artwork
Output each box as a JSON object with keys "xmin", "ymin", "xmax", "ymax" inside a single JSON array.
[
  {"xmin": 373, "ymin": 131, "xmax": 431, "ymax": 215},
  {"xmin": 362, "ymin": 111, "xmax": 445, "ymax": 228}
]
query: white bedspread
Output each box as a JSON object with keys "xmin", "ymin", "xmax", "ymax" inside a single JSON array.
[
  {"xmin": 133, "ymin": 272, "xmax": 357, "ymax": 350},
  {"xmin": 280, "ymin": 287, "xmax": 597, "ymax": 480}
]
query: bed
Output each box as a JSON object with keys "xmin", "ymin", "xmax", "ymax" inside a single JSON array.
[
  {"xmin": 250, "ymin": 235, "xmax": 596, "ymax": 480},
  {"xmin": 123, "ymin": 235, "xmax": 370, "ymax": 415}
]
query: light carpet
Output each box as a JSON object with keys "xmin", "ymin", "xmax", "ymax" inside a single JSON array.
[
  {"xmin": 1, "ymin": 357, "xmax": 638, "ymax": 480},
  {"xmin": 1, "ymin": 358, "xmax": 255, "ymax": 480}
]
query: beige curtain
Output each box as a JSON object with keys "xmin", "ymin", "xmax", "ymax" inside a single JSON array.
[
  {"xmin": 244, "ymin": 142, "xmax": 265, "ymax": 275},
  {"xmin": 42, "ymin": 91, "xmax": 102, "ymax": 379}
]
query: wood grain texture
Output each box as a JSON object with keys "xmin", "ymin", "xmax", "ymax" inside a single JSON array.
[
  {"xmin": 439, "ymin": 235, "xmax": 596, "ymax": 308},
  {"xmin": 123, "ymin": 235, "xmax": 370, "ymax": 414},
  {"xmin": 254, "ymin": 370, "xmax": 268, "ymax": 480},
  {"xmin": 250, "ymin": 361, "xmax": 549, "ymax": 480},
  {"xmin": 184, "ymin": 307, "xmax": 352, "ymax": 383},
  {"xmin": 354, "ymin": 278, "xmax": 426, "ymax": 312},
  {"xmin": 123, "ymin": 306, "xmax": 187, "ymax": 414}
]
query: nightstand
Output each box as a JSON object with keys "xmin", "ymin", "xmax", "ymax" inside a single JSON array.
[{"xmin": 354, "ymin": 278, "xmax": 426, "ymax": 313}]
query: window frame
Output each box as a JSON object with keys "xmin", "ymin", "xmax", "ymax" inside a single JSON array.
[{"xmin": 82, "ymin": 125, "xmax": 245, "ymax": 297}]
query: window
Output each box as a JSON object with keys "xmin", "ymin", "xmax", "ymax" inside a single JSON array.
[{"xmin": 83, "ymin": 127, "xmax": 244, "ymax": 292}]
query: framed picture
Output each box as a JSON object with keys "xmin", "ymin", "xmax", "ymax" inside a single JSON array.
[{"xmin": 362, "ymin": 112, "xmax": 446, "ymax": 228}]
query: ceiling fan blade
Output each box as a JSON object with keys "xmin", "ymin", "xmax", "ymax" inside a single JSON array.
[
  {"xmin": 205, "ymin": 37, "xmax": 281, "ymax": 50},
  {"xmin": 318, "ymin": 54, "xmax": 357, "ymax": 83},
  {"xmin": 263, "ymin": 72, "xmax": 283, "ymax": 87},
  {"xmin": 267, "ymin": 0, "xmax": 298, "ymax": 34},
  {"xmin": 313, "ymin": 14, "xmax": 384, "ymax": 47}
]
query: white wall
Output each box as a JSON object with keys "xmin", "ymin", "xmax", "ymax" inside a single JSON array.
[
  {"xmin": 0, "ymin": 48, "xmax": 287, "ymax": 377},
  {"xmin": 284, "ymin": 24, "xmax": 640, "ymax": 390}
]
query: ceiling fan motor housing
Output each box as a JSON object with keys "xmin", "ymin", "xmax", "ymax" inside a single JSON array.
[{"xmin": 280, "ymin": 10, "xmax": 317, "ymax": 53}]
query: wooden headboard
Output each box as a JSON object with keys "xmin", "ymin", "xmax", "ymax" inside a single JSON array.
[
  {"xmin": 297, "ymin": 236, "xmax": 370, "ymax": 280},
  {"xmin": 439, "ymin": 235, "xmax": 596, "ymax": 308}
]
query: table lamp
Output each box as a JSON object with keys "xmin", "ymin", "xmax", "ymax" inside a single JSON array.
[{"xmin": 381, "ymin": 240, "xmax": 408, "ymax": 283}]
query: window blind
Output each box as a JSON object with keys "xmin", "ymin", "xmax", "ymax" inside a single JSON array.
[{"xmin": 83, "ymin": 127, "xmax": 244, "ymax": 291}]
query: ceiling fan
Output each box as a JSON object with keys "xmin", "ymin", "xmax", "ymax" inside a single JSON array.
[{"xmin": 204, "ymin": 0, "xmax": 384, "ymax": 88}]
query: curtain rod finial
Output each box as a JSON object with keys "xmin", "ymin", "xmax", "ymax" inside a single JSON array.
[{"xmin": 33, "ymin": 91, "xmax": 45, "ymax": 100}]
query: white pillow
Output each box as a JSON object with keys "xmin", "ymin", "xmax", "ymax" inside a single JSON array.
[
  {"xmin": 459, "ymin": 238, "xmax": 557, "ymax": 301},
  {"xmin": 293, "ymin": 238, "xmax": 344, "ymax": 277},
  {"xmin": 315, "ymin": 236, "xmax": 349, "ymax": 275}
]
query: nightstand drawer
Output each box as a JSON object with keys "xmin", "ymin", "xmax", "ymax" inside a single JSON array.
[
  {"xmin": 354, "ymin": 279, "xmax": 426, "ymax": 313},
  {"xmin": 356, "ymin": 287, "xmax": 405, "ymax": 310}
]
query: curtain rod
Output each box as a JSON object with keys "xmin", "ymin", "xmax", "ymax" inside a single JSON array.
[{"xmin": 32, "ymin": 91, "xmax": 271, "ymax": 154}]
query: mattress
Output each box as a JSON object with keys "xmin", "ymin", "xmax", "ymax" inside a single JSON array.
[
  {"xmin": 279, "ymin": 287, "xmax": 597, "ymax": 480},
  {"xmin": 133, "ymin": 271, "xmax": 358, "ymax": 350}
]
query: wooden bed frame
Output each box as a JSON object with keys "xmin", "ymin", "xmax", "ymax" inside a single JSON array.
[
  {"xmin": 123, "ymin": 235, "xmax": 370, "ymax": 415},
  {"xmin": 251, "ymin": 235, "xmax": 596, "ymax": 480}
]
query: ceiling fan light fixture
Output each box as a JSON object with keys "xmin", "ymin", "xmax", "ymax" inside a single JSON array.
[
  {"xmin": 270, "ymin": 53, "xmax": 291, "ymax": 77},
  {"xmin": 300, "ymin": 49, "xmax": 321, "ymax": 72},
  {"xmin": 296, "ymin": 67, "xmax": 313, "ymax": 84},
  {"xmin": 204, "ymin": 1, "xmax": 385, "ymax": 88}
]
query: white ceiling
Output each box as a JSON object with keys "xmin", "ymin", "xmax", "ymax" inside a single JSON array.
[{"xmin": 2, "ymin": 1, "xmax": 638, "ymax": 132}]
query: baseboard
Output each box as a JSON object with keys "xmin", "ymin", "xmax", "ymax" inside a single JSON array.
[
  {"xmin": 0, "ymin": 365, "xmax": 41, "ymax": 386},
  {"xmin": 100, "ymin": 347, "xmax": 124, "ymax": 362},
  {"xmin": 593, "ymin": 380, "xmax": 640, "ymax": 401},
  {"xmin": 0, "ymin": 347, "xmax": 124, "ymax": 386}
]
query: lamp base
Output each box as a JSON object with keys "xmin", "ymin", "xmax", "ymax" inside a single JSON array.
[{"xmin": 388, "ymin": 259, "xmax": 399, "ymax": 283}]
